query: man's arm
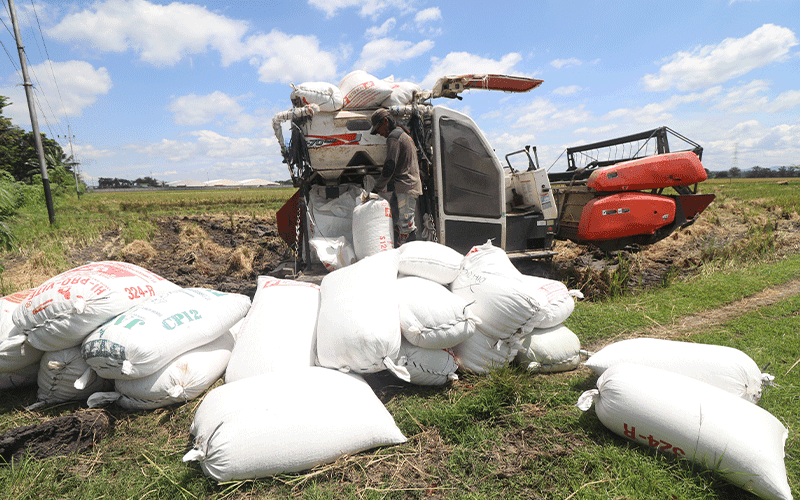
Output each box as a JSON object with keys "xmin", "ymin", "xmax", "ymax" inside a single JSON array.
[{"xmin": 372, "ymin": 134, "xmax": 399, "ymax": 192}]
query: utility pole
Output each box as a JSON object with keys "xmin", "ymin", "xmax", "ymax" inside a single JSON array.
[
  {"xmin": 67, "ymin": 125, "xmax": 80, "ymax": 198},
  {"xmin": 8, "ymin": 0, "xmax": 55, "ymax": 223}
]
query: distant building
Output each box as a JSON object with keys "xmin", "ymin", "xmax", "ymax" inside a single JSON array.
[
  {"xmin": 239, "ymin": 178, "xmax": 278, "ymax": 187},
  {"xmin": 167, "ymin": 179, "xmax": 205, "ymax": 187}
]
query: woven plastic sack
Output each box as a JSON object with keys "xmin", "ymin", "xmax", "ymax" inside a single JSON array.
[
  {"xmin": 398, "ymin": 240, "xmax": 463, "ymax": 285},
  {"xmin": 0, "ymin": 289, "xmax": 43, "ymax": 372},
  {"xmin": 584, "ymin": 338, "xmax": 773, "ymax": 403},
  {"xmin": 309, "ymin": 236, "xmax": 357, "ymax": 271},
  {"xmin": 307, "ymin": 184, "xmax": 361, "ymax": 243},
  {"xmin": 399, "ymin": 338, "xmax": 458, "ymax": 386},
  {"xmin": 14, "ymin": 261, "xmax": 180, "ymax": 351},
  {"xmin": 352, "ymin": 192, "xmax": 394, "ymax": 260},
  {"xmin": 382, "ymin": 81, "xmax": 422, "ymax": 107},
  {"xmin": 183, "ymin": 367, "xmax": 407, "ymax": 481},
  {"xmin": 32, "ymin": 346, "xmax": 110, "ymax": 408},
  {"xmin": 225, "ymin": 276, "xmax": 320, "ymax": 383},
  {"xmin": 398, "ymin": 276, "xmax": 478, "ymax": 349},
  {"xmin": 516, "ymin": 324, "xmax": 581, "ymax": 373},
  {"xmin": 88, "ymin": 332, "xmax": 234, "ymax": 410},
  {"xmin": 82, "ymin": 288, "xmax": 250, "ymax": 380},
  {"xmin": 316, "ymin": 250, "xmax": 408, "ymax": 381},
  {"xmin": 521, "ymin": 276, "xmax": 583, "ymax": 329},
  {"xmin": 577, "ymin": 363, "xmax": 792, "ymax": 500},
  {"xmin": 339, "ymin": 70, "xmax": 393, "ymax": 109},
  {"xmin": 290, "ymin": 81, "xmax": 343, "ymax": 112},
  {"xmin": 452, "ymin": 328, "xmax": 521, "ymax": 374},
  {"xmin": 0, "ymin": 362, "xmax": 38, "ymax": 390}
]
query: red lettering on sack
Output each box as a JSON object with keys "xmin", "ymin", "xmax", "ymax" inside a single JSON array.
[
  {"xmin": 31, "ymin": 299, "xmax": 54, "ymax": 315},
  {"xmin": 385, "ymin": 207, "xmax": 391, "ymax": 217},
  {"xmin": 57, "ymin": 287, "xmax": 71, "ymax": 300},
  {"xmin": 623, "ymin": 423, "xmax": 636, "ymax": 440}
]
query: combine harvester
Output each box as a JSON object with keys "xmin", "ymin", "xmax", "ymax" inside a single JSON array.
[{"xmin": 272, "ymin": 72, "xmax": 715, "ymax": 266}]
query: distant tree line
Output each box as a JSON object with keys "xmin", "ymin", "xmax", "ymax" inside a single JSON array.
[
  {"xmin": 97, "ymin": 176, "xmax": 164, "ymax": 189},
  {"xmin": 710, "ymin": 165, "xmax": 799, "ymax": 179}
]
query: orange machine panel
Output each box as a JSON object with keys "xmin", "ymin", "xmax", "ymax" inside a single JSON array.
[
  {"xmin": 587, "ymin": 152, "xmax": 706, "ymax": 192},
  {"xmin": 577, "ymin": 193, "xmax": 676, "ymax": 242}
]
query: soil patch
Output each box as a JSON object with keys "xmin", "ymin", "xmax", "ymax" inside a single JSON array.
[{"xmin": 0, "ymin": 409, "xmax": 112, "ymax": 462}]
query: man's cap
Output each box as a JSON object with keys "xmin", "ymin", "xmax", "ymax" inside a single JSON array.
[{"xmin": 370, "ymin": 108, "xmax": 390, "ymax": 135}]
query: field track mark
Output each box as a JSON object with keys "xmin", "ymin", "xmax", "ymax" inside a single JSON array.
[
  {"xmin": 645, "ymin": 278, "xmax": 800, "ymax": 339},
  {"xmin": 585, "ymin": 278, "xmax": 800, "ymax": 351}
]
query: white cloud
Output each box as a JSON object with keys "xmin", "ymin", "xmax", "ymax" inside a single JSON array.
[
  {"xmin": 767, "ymin": 90, "xmax": 800, "ymax": 113},
  {"xmin": 307, "ymin": 0, "xmax": 413, "ymax": 19},
  {"xmin": 47, "ymin": 0, "xmax": 249, "ymax": 67},
  {"xmin": 422, "ymin": 52, "xmax": 525, "ymax": 88},
  {"xmin": 1, "ymin": 60, "xmax": 112, "ymax": 126},
  {"xmin": 245, "ymin": 31, "xmax": 339, "ymax": 83},
  {"xmin": 366, "ymin": 18, "xmax": 396, "ymax": 38},
  {"xmin": 550, "ymin": 58, "xmax": 582, "ymax": 69},
  {"xmin": 356, "ymin": 38, "xmax": 434, "ymax": 73},
  {"xmin": 415, "ymin": 7, "xmax": 442, "ymax": 23},
  {"xmin": 190, "ymin": 130, "xmax": 270, "ymax": 158},
  {"xmin": 642, "ymin": 24, "xmax": 798, "ymax": 91},
  {"xmin": 72, "ymin": 143, "xmax": 116, "ymax": 160},
  {"xmin": 573, "ymin": 124, "xmax": 617, "ymax": 135},
  {"xmin": 512, "ymin": 97, "xmax": 592, "ymax": 131},
  {"xmin": 552, "ymin": 85, "xmax": 582, "ymax": 96},
  {"xmin": 169, "ymin": 91, "xmax": 244, "ymax": 126}
]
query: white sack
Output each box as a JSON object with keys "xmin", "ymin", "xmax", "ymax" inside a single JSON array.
[
  {"xmin": 339, "ymin": 70, "xmax": 393, "ymax": 109},
  {"xmin": 88, "ymin": 332, "xmax": 234, "ymax": 410},
  {"xmin": 584, "ymin": 338, "xmax": 773, "ymax": 403},
  {"xmin": 183, "ymin": 367, "xmax": 407, "ymax": 481},
  {"xmin": 352, "ymin": 193, "xmax": 394, "ymax": 260},
  {"xmin": 577, "ymin": 363, "xmax": 792, "ymax": 500},
  {"xmin": 451, "ymin": 241, "xmax": 547, "ymax": 339},
  {"xmin": 14, "ymin": 261, "xmax": 180, "ymax": 351},
  {"xmin": 382, "ymin": 81, "xmax": 422, "ymax": 107},
  {"xmin": 521, "ymin": 276, "xmax": 583, "ymax": 329},
  {"xmin": 399, "ymin": 339, "xmax": 458, "ymax": 386},
  {"xmin": 81, "ymin": 288, "xmax": 250, "ymax": 380},
  {"xmin": 34, "ymin": 347, "xmax": 110, "ymax": 407},
  {"xmin": 516, "ymin": 324, "xmax": 581, "ymax": 373},
  {"xmin": 0, "ymin": 361, "xmax": 39, "ymax": 390},
  {"xmin": 398, "ymin": 276, "xmax": 478, "ymax": 349},
  {"xmin": 225, "ymin": 276, "xmax": 320, "ymax": 383},
  {"xmin": 290, "ymin": 81, "xmax": 343, "ymax": 112},
  {"xmin": 0, "ymin": 289, "xmax": 43, "ymax": 372},
  {"xmin": 452, "ymin": 328, "xmax": 521, "ymax": 374},
  {"xmin": 398, "ymin": 240, "xmax": 463, "ymax": 285},
  {"xmin": 315, "ymin": 250, "xmax": 408, "ymax": 381},
  {"xmin": 309, "ymin": 236, "xmax": 357, "ymax": 271},
  {"xmin": 307, "ymin": 184, "xmax": 361, "ymax": 243}
]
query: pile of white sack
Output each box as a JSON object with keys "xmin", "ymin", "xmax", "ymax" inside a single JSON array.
[
  {"xmin": 289, "ymin": 69, "xmax": 421, "ymax": 114},
  {"xmin": 0, "ymin": 261, "xmax": 251, "ymax": 411},
  {"xmin": 577, "ymin": 338, "xmax": 791, "ymax": 500}
]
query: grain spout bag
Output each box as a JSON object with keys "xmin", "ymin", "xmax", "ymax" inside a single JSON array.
[
  {"xmin": 584, "ymin": 338, "xmax": 773, "ymax": 403},
  {"xmin": 81, "ymin": 288, "xmax": 250, "ymax": 380},
  {"xmin": 315, "ymin": 249, "xmax": 409, "ymax": 381},
  {"xmin": 577, "ymin": 363, "xmax": 792, "ymax": 500},
  {"xmin": 14, "ymin": 261, "xmax": 180, "ymax": 352},
  {"xmin": 225, "ymin": 276, "xmax": 320, "ymax": 383},
  {"xmin": 183, "ymin": 367, "xmax": 407, "ymax": 481}
]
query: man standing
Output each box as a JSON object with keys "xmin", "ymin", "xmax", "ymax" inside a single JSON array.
[{"xmin": 369, "ymin": 108, "xmax": 423, "ymax": 245}]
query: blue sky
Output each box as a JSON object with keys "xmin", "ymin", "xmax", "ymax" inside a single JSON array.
[{"xmin": 0, "ymin": 0, "xmax": 798, "ymax": 185}]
